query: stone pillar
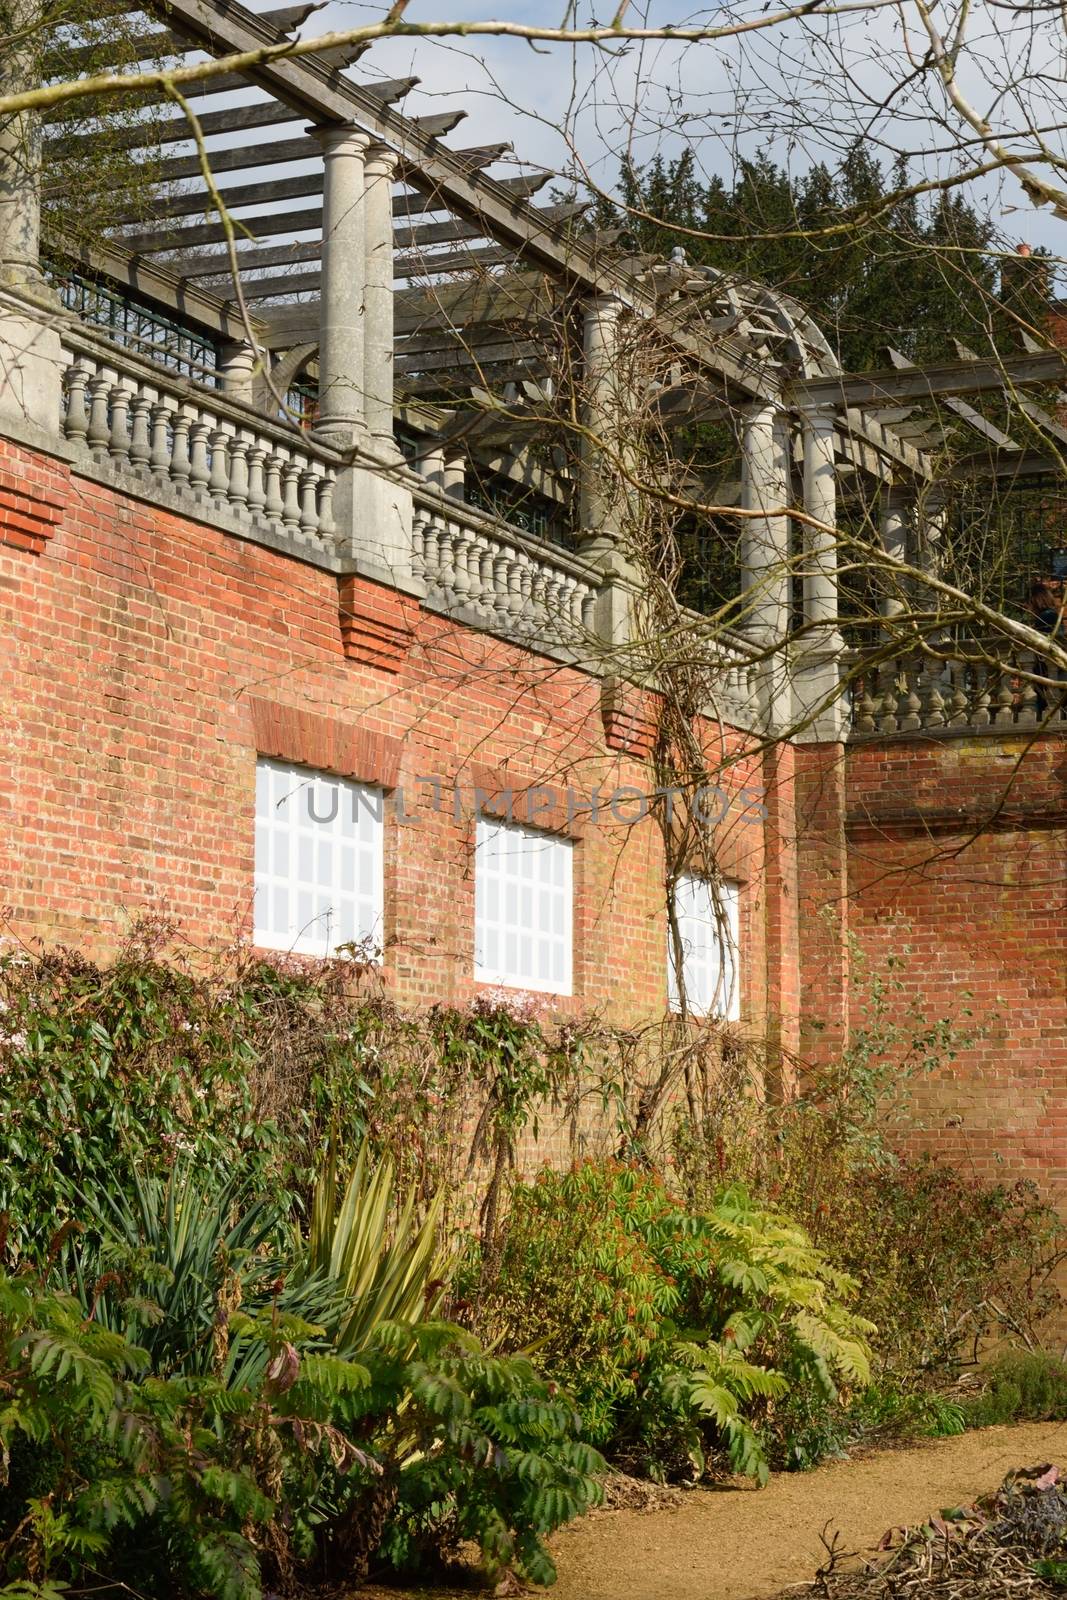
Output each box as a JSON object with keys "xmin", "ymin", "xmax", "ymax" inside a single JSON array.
[
  {"xmin": 794, "ymin": 404, "xmax": 845, "ymax": 740},
  {"xmin": 442, "ymin": 445, "xmax": 465, "ymax": 499},
  {"xmin": 579, "ymin": 294, "xmax": 638, "ymax": 646},
  {"xmin": 579, "ymin": 293, "xmax": 627, "ymax": 560},
  {"xmin": 879, "ymin": 499, "xmax": 908, "ymax": 619},
  {"xmin": 363, "ymin": 141, "xmax": 398, "ymax": 451},
  {"xmin": 218, "ymin": 340, "xmax": 258, "ymax": 407},
  {"xmin": 740, "ymin": 399, "xmax": 791, "ymax": 642},
  {"xmin": 801, "ymin": 403, "xmax": 841, "ymax": 638},
  {"xmin": 0, "ymin": 0, "xmax": 44, "ymax": 291},
  {"xmin": 312, "ymin": 124, "xmax": 370, "ymax": 444}
]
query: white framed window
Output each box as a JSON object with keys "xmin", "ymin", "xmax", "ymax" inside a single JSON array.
[
  {"xmin": 474, "ymin": 817, "xmax": 573, "ymax": 995},
  {"xmin": 254, "ymin": 756, "xmax": 384, "ymax": 959},
  {"xmin": 667, "ymin": 873, "xmax": 740, "ymax": 1019}
]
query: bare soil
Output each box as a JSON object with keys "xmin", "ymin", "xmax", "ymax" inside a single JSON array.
[{"xmin": 361, "ymin": 1421, "xmax": 1067, "ymax": 1600}]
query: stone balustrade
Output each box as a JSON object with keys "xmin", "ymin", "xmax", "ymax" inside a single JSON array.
[
  {"xmin": 848, "ymin": 640, "xmax": 1067, "ymax": 737},
  {"xmin": 412, "ymin": 489, "xmax": 600, "ymax": 647},
  {"xmin": 59, "ymin": 330, "xmax": 341, "ymax": 557}
]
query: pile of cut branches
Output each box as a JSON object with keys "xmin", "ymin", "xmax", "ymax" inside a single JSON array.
[{"xmin": 799, "ymin": 1464, "xmax": 1067, "ymax": 1599}]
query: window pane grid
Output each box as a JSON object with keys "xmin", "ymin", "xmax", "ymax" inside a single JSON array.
[
  {"xmin": 254, "ymin": 757, "xmax": 383, "ymax": 959},
  {"xmin": 474, "ymin": 818, "xmax": 573, "ymax": 995},
  {"xmin": 667, "ymin": 874, "xmax": 740, "ymax": 1019}
]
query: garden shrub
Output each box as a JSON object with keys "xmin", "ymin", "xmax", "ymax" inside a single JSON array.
[
  {"xmin": 964, "ymin": 1350, "xmax": 1067, "ymax": 1428},
  {"xmin": 0, "ymin": 1156, "xmax": 604, "ymax": 1600},
  {"xmin": 673, "ymin": 950, "xmax": 1064, "ymax": 1390},
  {"xmin": 477, "ymin": 1161, "xmax": 873, "ymax": 1483}
]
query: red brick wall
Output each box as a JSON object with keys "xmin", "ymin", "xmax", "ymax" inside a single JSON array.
[
  {"xmin": 842, "ymin": 735, "xmax": 1067, "ymax": 1194},
  {"xmin": 0, "ymin": 439, "xmax": 770, "ymax": 1035}
]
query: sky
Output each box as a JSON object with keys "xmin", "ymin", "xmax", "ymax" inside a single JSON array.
[{"xmin": 299, "ymin": 0, "xmax": 1067, "ymax": 265}]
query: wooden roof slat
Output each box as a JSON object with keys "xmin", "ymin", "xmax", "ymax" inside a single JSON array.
[
  {"xmin": 177, "ymin": 234, "xmax": 518, "ymax": 290},
  {"xmin": 138, "ymin": 136, "xmax": 506, "ymax": 191},
  {"xmin": 135, "ymin": 0, "xmax": 668, "ymax": 309},
  {"xmin": 45, "ymin": 87, "xmax": 460, "ymax": 158},
  {"xmin": 115, "ymin": 193, "xmax": 573, "ymax": 260},
  {"xmin": 48, "ymin": 2, "xmax": 314, "ymax": 72},
  {"xmin": 886, "ymin": 345, "xmax": 1021, "ymax": 451},
  {"xmin": 48, "ymin": 41, "xmax": 378, "ymax": 117}
]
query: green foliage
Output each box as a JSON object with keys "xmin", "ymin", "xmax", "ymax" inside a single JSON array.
[
  {"xmin": 674, "ymin": 950, "xmax": 1063, "ymax": 1391},
  {"xmin": 304, "ymin": 1138, "xmax": 452, "ymax": 1354},
  {"xmin": 363, "ymin": 1323, "xmax": 604, "ymax": 1587},
  {"xmin": 601, "ymin": 144, "xmax": 1018, "ymax": 373},
  {"xmin": 478, "ymin": 1161, "xmax": 873, "ymax": 1484},
  {"xmin": 965, "ymin": 1351, "xmax": 1067, "ymax": 1428},
  {"xmin": 0, "ymin": 1149, "xmax": 602, "ymax": 1599}
]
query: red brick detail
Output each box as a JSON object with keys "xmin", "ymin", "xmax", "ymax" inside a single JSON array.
[
  {"xmin": 601, "ymin": 677, "xmax": 660, "ymax": 757},
  {"xmin": 247, "ymin": 696, "xmax": 403, "ymax": 789},
  {"xmin": 338, "ymin": 574, "xmax": 418, "ymax": 673},
  {"xmin": 0, "ymin": 468, "xmax": 65, "ymax": 555},
  {"xmin": 468, "ymin": 761, "xmax": 588, "ymax": 839}
]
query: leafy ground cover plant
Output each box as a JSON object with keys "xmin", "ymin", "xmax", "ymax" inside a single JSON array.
[
  {"xmin": 475, "ymin": 1161, "xmax": 873, "ymax": 1484},
  {"xmin": 0, "ymin": 1153, "xmax": 602, "ymax": 1600}
]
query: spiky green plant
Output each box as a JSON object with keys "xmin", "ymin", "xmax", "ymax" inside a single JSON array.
[{"xmin": 304, "ymin": 1140, "xmax": 451, "ymax": 1355}]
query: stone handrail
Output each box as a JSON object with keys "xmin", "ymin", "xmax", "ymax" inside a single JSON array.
[
  {"xmin": 411, "ymin": 484, "xmax": 601, "ymax": 645},
  {"xmin": 59, "ymin": 327, "xmax": 342, "ymax": 557},
  {"xmin": 847, "ymin": 638, "xmax": 1067, "ymax": 737}
]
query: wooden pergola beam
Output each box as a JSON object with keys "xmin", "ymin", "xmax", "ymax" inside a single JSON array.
[
  {"xmin": 47, "ymin": 2, "xmax": 315, "ymax": 72},
  {"xmin": 127, "ymin": 135, "xmax": 507, "ymax": 189},
  {"xmin": 111, "ymin": 166, "xmax": 548, "ymax": 228},
  {"xmin": 45, "ymin": 92, "xmax": 463, "ymax": 158},
  {"xmin": 793, "ymin": 348, "xmax": 1067, "ymax": 407}
]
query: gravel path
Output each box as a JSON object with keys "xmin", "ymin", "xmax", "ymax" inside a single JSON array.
[{"xmin": 360, "ymin": 1421, "xmax": 1067, "ymax": 1599}]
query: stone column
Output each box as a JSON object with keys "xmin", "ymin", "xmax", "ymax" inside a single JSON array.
[
  {"xmin": 442, "ymin": 445, "xmax": 465, "ymax": 499},
  {"xmin": 579, "ymin": 293, "xmax": 627, "ymax": 560},
  {"xmin": 579, "ymin": 294, "xmax": 637, "ymax": 646},
  {"xmin": 790, "ymin": 404, "xmax": 846, "ymax": 740},
  {"xmin": 740, "ymin": 399, "xmax": 791, "ymax": 642},
  {"xmin": 312, "ymin": 124, "xmax": 370, "ymax": 444},
  {"xmin": 879, "ymin": 499, "xmax": 908, "ymax": 619},
  {"xmin": 0, "ymin": 0, "xmax": 44, "ymax": 291},
  {"xmin": 362, "ymin": 141, "xmax": 398, "ymax": 452},
  {"xmin": 218, "ymin": 340, "xmax": 258, "ymax": 407},
  {"xmin": 801, "ymin": 403, "xmax": 841, "ymax": 638}
]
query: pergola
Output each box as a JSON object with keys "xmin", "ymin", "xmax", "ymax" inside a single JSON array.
[{"xmin": 3, "ymin": 0, "xmax": 1067, "ymax": 734}]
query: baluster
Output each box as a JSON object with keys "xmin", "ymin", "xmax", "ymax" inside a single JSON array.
[
  {"xmin": 86, "ymin": 372, "xmax": 111, "ymax": 454},
  {"xmin": 580, "ymin": 589, "xmax": 597, "ymax": 630},
  {"xmin": 877, "ymin": 664, "xmax": 899, "ymax": 733},
  {"xmin": 898, "ymin": 655, "xmax": 922, "ymax": 731},
  {"xmin": 410, "ymin": 510, "xmax": 427, "ymax": 584},
  {"xmin": 1018, "ymin": 661, "xmax": 1039, "ymax": 727},
  {"xmin": 425, "ymin": 515, "xmax": 448, "ymax": 594},
  {"xmin": 188, "ymin": 420, "xmax": 211, "ymax": 490},
  {"xmin": 170, "ymin": 409, "xmax": 193, "ymax": 486},
  {"xmin": 208, "ymin": 427, "xmax": 231, "ymax": 501},
  {"xmin": 970, "ymin": 663, "xmax": 991, "ymax": 728},
  {"xmin": 518, "ymin": 557, "xmax": 535, "ymax": 624},
  {"xmin": 108, "ymin": 380, "xmax": 132, "ymax": 465},
  {"xmin": 918, "ymin": 657, "xmax": 945, "ymax": 729},
  {"xmin": 317, "ymin": 472, "xmax": 335, "ymax": 539},
  {"xmin": 128, "ymin": 391, "xmax": 152, "ymax": 469},
  {"xmin": 992, "ymin": 666, "xmax": 1014, "ymax": 727},
  {"xmin": 246, "ymin": 446, "xmax": 266, "ymax": 515},
  {"xmin": 63, "ymin": 361, "xmax": 90, "ymax": 444},
  {"xmin": 475, "ymin": 538, "xmax": 495, "ymax": 616},
  {"xmin": 263, "ymin": 452, "xmax": 284, "ymax": 523},
  {"xmin": 299, "ymin": 465, "xmax": 321, "ymax": 537},
  {"xmin": 281, "ymin": 458, "xmax": 302, "ymax": 530},
  {"xmin": 228, "ymin": 437, "xmax": 250, "ymax": 509},
  {"xmin": 506, "ymin": 554, "xmax": 524, "ymax": 620},
  {"xmin": 149, "ymin": 401, "xmax": 172, "ymax": 475},
  {"xmin": 490, "ymin": 544, "xmax": 510, "ymax": 623},
  {"xmin": 450, "ymin": 523, "xmax": 472, "ymax": 605},
  {"xmin": 853, "ymin": 673, "xmax": 878, "ymax": 736}
]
